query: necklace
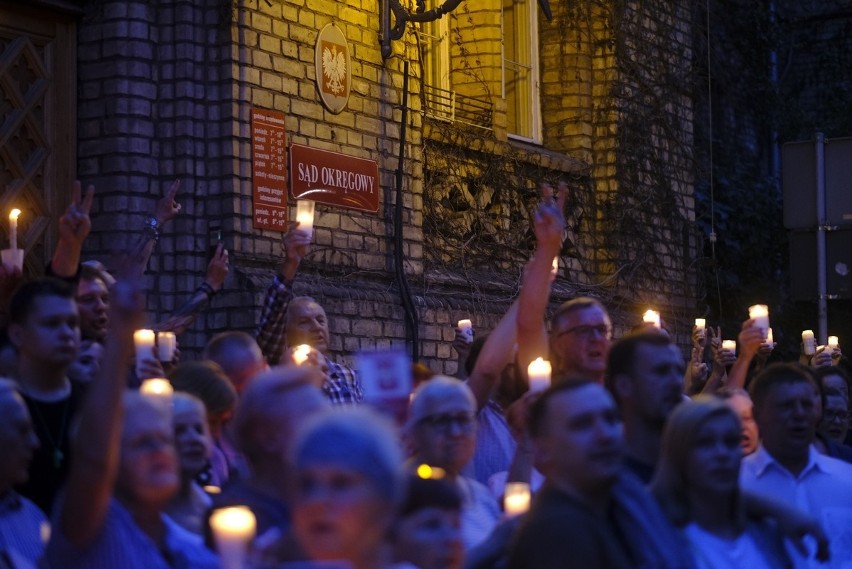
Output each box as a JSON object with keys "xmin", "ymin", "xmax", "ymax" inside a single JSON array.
[{"xmin": 27, "ymin": 393, "xmax": 72, "ymax": 469}]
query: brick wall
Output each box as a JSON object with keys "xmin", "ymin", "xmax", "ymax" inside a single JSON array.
[{"xmin": 73, "ymin": 0, "xmax": 700, "ymax": 372}]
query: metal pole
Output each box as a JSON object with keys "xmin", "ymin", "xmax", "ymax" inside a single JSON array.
[{"xmin": 816, "ymin": 132, "xmax": 828, "ymax": 344}]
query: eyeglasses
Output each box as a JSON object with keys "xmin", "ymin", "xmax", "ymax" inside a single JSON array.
[
  {"xmin": 823, "ymin": 410, "xmax": 850, "ymax": 422},
  {"xmin": 556, "ymin": 324, "xmax": 612, "ymax": 340},
  {"xmin": 417, "ymin": 412, "xmax": 476, "ymax": 434}
]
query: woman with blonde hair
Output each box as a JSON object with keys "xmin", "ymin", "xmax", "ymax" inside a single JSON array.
[{"xmin": 650, "ymin": 397, "xmax": 793, "ymax": 569}]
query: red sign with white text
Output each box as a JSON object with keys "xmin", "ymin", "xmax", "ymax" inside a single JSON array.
[
  {"xmin": 251, "ymin": 108, "xmax": 288, "ymax": 231},
  {"xmin": 290, "ymin": 144, "xmax": 379, "ymax": 213}
]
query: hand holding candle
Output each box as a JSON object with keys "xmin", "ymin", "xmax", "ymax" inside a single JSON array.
[
  {"xmin": 748, "ymin": 304, "xmax": 769, "ymax": 339},
  {"xmin": 457, "ymin": 319, "xmax": 474, "ymax": 343},
  {"xmin": 527, "ymin": 357, "xmax": 552, "ymax": 393}
]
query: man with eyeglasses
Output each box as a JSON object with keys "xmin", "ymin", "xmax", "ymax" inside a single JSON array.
[
  {"xmin": 404, "ymin": 376, "xmax": 501, "ymax": 551},
  {"xmin": 548, "ymin": 298, "xmax": 613, "ymax": 384},
  {"xmin": 516, "ymin": 184, "xmax": 613, "ymax": 385}
]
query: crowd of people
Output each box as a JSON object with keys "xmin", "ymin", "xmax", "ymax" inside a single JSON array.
[{"xmin": 0, "ymin": 180, "xmax": 851, "ymax": 569}]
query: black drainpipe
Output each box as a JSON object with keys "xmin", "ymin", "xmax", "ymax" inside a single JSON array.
[{"xmin": 393, "ymin": 60, "xmax": 419, "ymax": 361}]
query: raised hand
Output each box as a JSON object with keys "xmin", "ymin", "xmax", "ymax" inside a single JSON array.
[
  {"xmin": 155, "ymin": 179, "xmax": 182, "ymax": 225},
  {"xmin": 205, "ymin": 242, "xmax": 229, "ymax": 292},
  {"xmin": 58, "ymin": 181, "xmax": 95, "ymax": 248}
]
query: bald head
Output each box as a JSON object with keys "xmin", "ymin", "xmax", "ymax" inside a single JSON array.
[{"xmin": 203, "ymin": 331, "xmax": 268, "ymax": 394}]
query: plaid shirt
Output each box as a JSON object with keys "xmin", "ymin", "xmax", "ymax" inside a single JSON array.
[{"xmin": 254, "ymin": 274, "xmax": 362, "ymax": 406}]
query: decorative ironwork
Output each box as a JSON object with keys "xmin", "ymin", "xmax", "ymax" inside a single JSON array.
[{"xmin": 380, "ymin": 0, "xmax": 553, "ymax": 59}]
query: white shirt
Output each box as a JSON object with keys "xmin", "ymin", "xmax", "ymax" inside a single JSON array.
[
  {"xmin": 741, "ymin": 444, "xmax": 852, "ymax": 568},
  {"xmin": 684, "ymin": 523, "xmax": 775, "ymax": 569}
]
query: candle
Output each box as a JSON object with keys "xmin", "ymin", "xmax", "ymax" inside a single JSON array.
[
  {"xmin": 748, "ymin": 304, "xmax": 770, "ymax": 338},
  {"xmin": 504, "ymin": 482, "xmax": 531, "ymax": 517},
  {"xmin": 643, "ymin": 309, "xmax": 661, "ymax": 328},
  {"xmin": 694, "ymin": 318, "xmax": 706, "ymax": 331},
  {"xmin": 766, "ymin": 328, "xmax": 774, "ymax": 346},
  {"xmin": 292, "ymin": 344, "xmax": 311, "ymax": 365},
  {"xmin": 157, "ymin": 331, "xmax": 176, "ymax": 362},
  {"xmin": 140, "ymin": 378, "xmax": 174, "ymax": 397},
  {"xmin": 8, "ymin": 209, "xmax": 20, "ymax": 250},
  {"xmin": 829, "ymin": 336, "xmax": 839, "ymax": 350},
  {"xmin": 296, "ymin": 199, "xmax": 316, "ymax": 239},
  {"xmin": 802, "ymin": 330, "xmax": 816, "ymax": 355},
  {"xmin": 722, "ymin": 340, "xmax": 736, "ymax": 355},
  {"xmin": 133, "ymin": 329, "xmax": 156, "ymax": 379},
  {"xmin": 210, "ymin": 506, "xmax": 257, "ymax": 569},
  {"xmin": 527, "ymin": 357, "xmax": 551, "ymax": 393},
  {"xmin": 457, "ymin": 319, "xmax": 474, "ymax": 343}
]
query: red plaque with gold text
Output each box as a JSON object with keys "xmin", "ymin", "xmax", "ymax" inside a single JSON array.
[
  {"xmin": 251, "ymin": 108, "xmax": 288, "ymax": 231},
  {"xmin": 290, "ymin": 144, "xmax": 379, "ymax": 213}
]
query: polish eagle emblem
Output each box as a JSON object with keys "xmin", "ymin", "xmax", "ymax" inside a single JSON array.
[{"xmin": 322, "ymin": 43, "xmax": 347, "ymax": 95}]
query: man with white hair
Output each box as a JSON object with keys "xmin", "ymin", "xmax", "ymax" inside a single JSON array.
[
  {"xmin": 405, "ymin": 376, "xmax": 500, "ymax": 550},
  {"xmin": 255, "ymin": 225, "xmax": 361, "ymax": 405},
  {"xmin": 0, "ymin": 378, "xmax": 45, "ymax": 568}
]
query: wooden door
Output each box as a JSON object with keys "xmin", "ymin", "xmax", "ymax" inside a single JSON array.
[{"xmin": 0, "ymin": 1, "xmax": 77, "ymax": 274}]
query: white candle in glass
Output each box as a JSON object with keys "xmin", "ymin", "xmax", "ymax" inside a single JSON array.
[
  {"xmin": 133, "ymin": 329, "xmax": 156, "ymax": 379},
  {"xmin": 292, "ymin": 344, "xmax": 311, "ymax": 365},
  {"xmin": 296, "ymin": 199, "xmax": 316, "ymax": 239},
  {"xmin": 8, "ymin": 209, "xmax": 20, "ymax": 250},
  {"xmin": 157, "ymin": 331, "xmax": 177, "ymax": 362},
  {"xmin": 802, "ymin": 330, "xmax": 816, "ymax": 355},
  {"xmin": 504, "ymin": 482, "xmax": 531, "ymax": 517},
  {"xmin": 694, "ymin": 318, "xmax": 706, "ymax": 332},
  {"xmin": 457, "ymin": 319, "xmax": 473, "ymax": 343},
  {"xmin": 643, "ymin": 309, "xmax": 661, "ymax": 328},
  {"xmin": 829, "ymin": 336, "xmax": 839, "ymax": 350},
  {"xmin": 527, "ymin": 357, "xmax": 551, "ymax": 393},
  {"xmin": 210, "ymin": 506, "xmax": 257, "ymax": 569},
  {"xmin": 722, "ymin": 340, "xmax": 736, "ymax": 355},
  {"xmin": 748, "ymin": 304, "xmax": 769, "ymax": 338}
]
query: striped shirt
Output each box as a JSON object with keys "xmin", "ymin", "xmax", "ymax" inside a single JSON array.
[
  {"xmin": 0, "ymin": 491, "xmax": 47, "ymax": 567},
  {"xmin": 43, "ymin": 499, "xmax": 218, "ymax": 569},
  {"xmin": 254, "ymin": 274, "xmax": 362, "ymax": 406}
]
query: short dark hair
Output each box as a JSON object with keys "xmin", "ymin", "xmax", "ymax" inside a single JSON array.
[
  {"xmin": 605, "ymin": 330, "xmax": 672, "ymax": 393},
  {"xmin": 528, "ymin": 379, "xmax": 598, "ymax": 438},
  {"xmin": 9, "ymin": 278, "xmax": 75, "ymax": 326},
  {"xmin": 399, "ymin": 474, "xmax": 462, "ymax": 516},
  {"xmin": 813, "ymin": 365, "xmax": 852, "ymax": 400},
  {"xmin": 748, "ymin": 363, "xmax": 818, "ymax": 412}
]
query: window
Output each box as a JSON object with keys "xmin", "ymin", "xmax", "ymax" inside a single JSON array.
[
  {"xmin": 502, "ymin": 0, "xmax": 541, "ymax": 142},
  {"xmin": 421, "ymin": 17, "xmax": 450, "ymax": 94}
]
